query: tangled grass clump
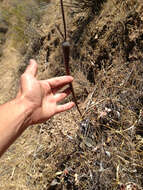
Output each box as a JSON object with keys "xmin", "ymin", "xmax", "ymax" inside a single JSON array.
[{"xmin": 73, "ymin": 0, "xmax": 107, "ymax": 14}]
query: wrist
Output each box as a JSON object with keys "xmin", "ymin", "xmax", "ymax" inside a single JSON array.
[
  {"xmin": 14, "ymin": 96, "xmax": 35, "ymax": 127},
  {"xmin": 0, "ymin": 95, "xmax": 35, "ymax": 156}
]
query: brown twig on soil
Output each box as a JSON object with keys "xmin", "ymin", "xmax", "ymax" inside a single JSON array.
[
  {"xmin": 62, "ymin": 42, "xmax": 82, "ymax": 117},
  {"xmin": 60, "ymin": 0, "xmax": 67, "ymax": 41},
  {"xmin": 60, "ymin": 0, "xmax": 82, "ymax": 117}
]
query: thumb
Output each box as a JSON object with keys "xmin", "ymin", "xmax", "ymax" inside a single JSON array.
[{"xmin": 24, "ymin": 59, "xmax": 38, "ymax": 77}]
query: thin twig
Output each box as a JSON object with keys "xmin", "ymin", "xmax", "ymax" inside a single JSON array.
[
  {"xmin": 55, "ymin": 24, "xmax": 64, "ymax": 40},
  {"xmin": 60, "ymin": 0, "xmax": 67, "ymax": 41},
  {"xmin": 60, "ymin": 0, "xmax": 82, "ymax": 118},
  {"xmin": 62, "ymin": 42, "xmax": 82, "ymax": 117}
]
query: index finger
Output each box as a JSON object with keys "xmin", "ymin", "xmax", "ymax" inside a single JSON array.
[{"xmin": 47, "ymin": 76, "xmax": 74, "ymax": 88}]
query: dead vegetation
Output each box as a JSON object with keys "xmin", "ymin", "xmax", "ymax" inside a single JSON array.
[{"xmin": 0, "ymin": 0, "xmax": 143, "ymax": 189}]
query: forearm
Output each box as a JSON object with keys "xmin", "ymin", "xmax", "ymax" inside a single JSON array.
[
  {"xmin": 0, "ymin": 97, "xmax": 33, "ymax": 157},
  {"xmin": 0, "ymin": 60, "xmax": 74, "ymax": 157}
]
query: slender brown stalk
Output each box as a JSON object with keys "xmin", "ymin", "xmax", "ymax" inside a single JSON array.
[
  {"xmin": 60, "ymin": 0, "xmax": 82, "ymax": 117},
  {"xmin": 62, "ymin": 42, "xmax": 82, "ymax": 117},
  {"xmin": 60, "ymin": 0, "xmax": 67, "ymax": 41}
]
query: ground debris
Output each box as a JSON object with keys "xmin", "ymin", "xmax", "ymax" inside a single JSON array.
[{"xmin": 0, "ymin": 0, "xmax": 143, "ymax": 189}]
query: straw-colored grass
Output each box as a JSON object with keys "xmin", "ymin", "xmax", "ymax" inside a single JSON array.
[{"xmin": 0, "ymin": 0, "xmax": 143, "ymax": 189}]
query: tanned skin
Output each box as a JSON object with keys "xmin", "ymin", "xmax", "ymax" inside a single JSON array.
[{"xmin": 0, "ymin": 59, "xmax": 75, "ymax": 157}]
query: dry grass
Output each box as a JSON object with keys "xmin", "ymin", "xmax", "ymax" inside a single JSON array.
[
  {"xmin": 0, "ymin": 0, "xmax": 44, "ymax": 52},
  {"xmin": 36, "ymin": 0, "xmax": 143, "ymax": 189},
  {"xmin": 0, "ymin": 0, "xmax": 143, "ymax": 189},
  {"xmin": 72, "ymin": 0, "xmax": 106, "ymax": 14}
]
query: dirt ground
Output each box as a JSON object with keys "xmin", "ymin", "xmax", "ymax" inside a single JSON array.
[{"xmin": 0, "ymin": 0, "xmax": 143, "ymax": 189}]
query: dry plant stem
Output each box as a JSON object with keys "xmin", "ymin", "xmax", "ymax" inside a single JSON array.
[
  {"xmin": 55, "ymin": 24, "xmax": 64, "ymax": 40},
  {"xmin": 60, "ymin": 0, "xmax": 82, "ymax": 118},
  {"xmin": 60, "ymin": 0, "xmax": 67, "ymax": 41},
  {"xmin": 62, "ymin": 42, "xmax": 82, "ymax": 117}
]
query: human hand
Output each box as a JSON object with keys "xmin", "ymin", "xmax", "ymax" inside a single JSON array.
[{"xmin": 17, "ymin": 59, "xmax": 75, "ymax": 125}]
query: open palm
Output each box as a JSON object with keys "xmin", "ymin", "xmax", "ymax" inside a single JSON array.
[{"xmin": 17, "ymin": 59, "xmax": 75, "ymax": 125}]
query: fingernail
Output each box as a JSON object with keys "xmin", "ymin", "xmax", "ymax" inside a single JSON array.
[{"xmin": 69, "ymin": 76, "xmax": 74, "ymax": 80}]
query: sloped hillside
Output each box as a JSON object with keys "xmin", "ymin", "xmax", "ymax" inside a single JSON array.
[{"xmin": 0, "ymin": 0, "xmax": 143, "ymax": 189}]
